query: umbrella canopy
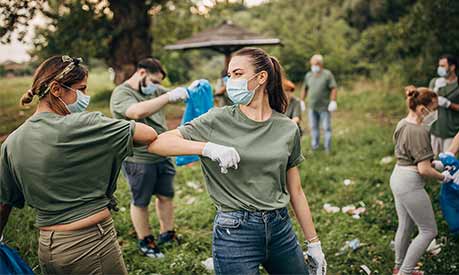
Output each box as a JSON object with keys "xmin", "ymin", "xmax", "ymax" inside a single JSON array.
[{"xmin": 164, "ymin": 20, "xmax": 281, "ymax": 56}]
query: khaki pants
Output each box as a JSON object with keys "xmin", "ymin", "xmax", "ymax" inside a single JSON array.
[
  {"xmin": 431, "ymin": 134, "xmax": 453, "ymax": 157},
  {"xmin": 38, "ymin": 218, "xmax": 128, "ymax": 275}
]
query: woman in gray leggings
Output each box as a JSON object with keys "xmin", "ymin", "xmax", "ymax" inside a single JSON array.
[{"xmin": 390, "ymin": 86, "xmax": 454, "ymax": 275}]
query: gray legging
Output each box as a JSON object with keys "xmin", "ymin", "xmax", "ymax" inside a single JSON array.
[{"xmin": 390, "ymin": 165, "xmax": 438, "ymax": 274}]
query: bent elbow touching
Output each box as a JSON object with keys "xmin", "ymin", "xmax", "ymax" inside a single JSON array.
[{"xmin": 133, "ymin": 122, "xmax": 157, "ymax": 145}]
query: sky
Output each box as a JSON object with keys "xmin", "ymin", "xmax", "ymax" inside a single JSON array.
[{"xmin": 0, "ymin": 0, "xmax": 268, "ymax": 64}]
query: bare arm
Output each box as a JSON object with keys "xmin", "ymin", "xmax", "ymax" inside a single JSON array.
[
  {"xmin": 286, "ymin": 167, "xmax": 318, "ymax": 242},
  {"xmin": 125, "ymin": 94, "xmax": 170, "ymax": 120},
  {"xmin": 291, "ymin": 117, "xmax": 300, "ymax": 124},
  {"xmin": 449, "ymin": 103, "xmax": 459, "ymax": 112},
  {"xmin": 147, "ymin": 129, "xmax": 206, "ymax": 156},
  {"xmin": 300, "ymin": 87, "xmax": 308, "ymax": 101},
  {"xmin": 447, "ymin": 132, "xmax": 459, "ymax": 154},
  {"xmin": 133, "ymin": 122, "xmax": 158, "ymax": 145},
  {"xmin": 0, "ymin": 203, "xmax": 12, "ymax": 238},
  {"xmin": 330, "ymin": 87, "xmax": 337, "ymax": 101},
  {"xmin": 418, "ymin": 159, "xmax": 446, "ymax": 181}
]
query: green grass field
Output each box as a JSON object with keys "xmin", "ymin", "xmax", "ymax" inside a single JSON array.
[{"xmin": 1, "ymin": 72, "xmax": 458, "ymax": 274}]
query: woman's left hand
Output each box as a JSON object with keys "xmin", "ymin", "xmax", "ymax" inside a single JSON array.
[{"xmin": 306, "ymin": 241, "xmax": 327, "ymax": 275}]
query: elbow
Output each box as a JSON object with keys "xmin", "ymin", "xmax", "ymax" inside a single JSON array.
[{"xmin": 126, "ymin": 109, "xmax": 146, "ymax": 120}]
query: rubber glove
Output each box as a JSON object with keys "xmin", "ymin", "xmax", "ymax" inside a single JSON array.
[
  {"xmin": 167, "ymin": 87, "xmax": 189, "ymax": 102},
  {"xmin": 434, "ymin": 77, "xmax": 447, "ymax": 92},
  {"xmin": 328, "ymin": 101, "xmax": 337, "ymax": 112},
  {"xmin": 306, "ymin": 241, "xmax": 326, "ymax": 275},
  {"xmin": 442, "ymin": 170, "xmax": 454, "ymax": 183},
  {"xmin": 432, "ymin": 160, "xmax": 444, "ymax": 171},
  {"xmin": 202, "ymin": 142, "xmax": 240, "ymax": 174},
  {"xmin": 438, "ymin": 96, "xmax": 451, "ymax": 108},
  {"xmin": 300, "ymin": 101, "xmax": 306, "ymax": 112},
  {"xmin": 189, "ymin": 80, "xmax": 200, "ymax": 90}
]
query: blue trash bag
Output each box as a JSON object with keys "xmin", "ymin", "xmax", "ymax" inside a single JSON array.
[
  {"xmin": 176, "ymin": 79, "xmax": 214, "ymax": 166},
  {"xmin": 0, "ymin": 242, "xmax": 34, "ymax": 275},
  {"xmin": 439, "ymin": 153, "xmax": 459, "ymax": 235}
]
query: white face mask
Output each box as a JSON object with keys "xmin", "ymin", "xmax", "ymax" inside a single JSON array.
[
  {"xmin": 226, "ymin": 73, "xmax": 260, "ymax": 105},
  {"xmin": 421, "ymin": 108, "xmax": 438, "ymax": 128},
  {"xmin": 311, "ymin": 65, "xmax": 321, "ymax": 73}
]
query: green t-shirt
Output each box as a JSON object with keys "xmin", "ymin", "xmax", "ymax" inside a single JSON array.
[
  {"xmin": 429, "ymin": 78, "xmax": 459, "ymax": 138},
  {"xmin": 393, "ymin": 119, "xmax": 434, "ymax": 166},
  {"xmin": 0, "ymin": 112, "xmax": 135, "ymax": 227},
  {"xmin": 110, "ymin": 82, "xmax": 169, "ymax": 164},
  {"xmin": 304, "ymin": 69, "xmax": 337, "ymax": 112},
  {"xmin": 178, "ymin": 105, "xmax": 304, "ymax": 212},
  {"xmin": 285, "ymin": 96, "xmax": 302, "ymax": 119}
]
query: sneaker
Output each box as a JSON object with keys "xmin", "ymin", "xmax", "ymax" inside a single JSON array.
[
  {"xmin": 139, "ymin": 235, "xmax": 164, "ymax": 259},
  {"xmin": 157, "ymin": 230, "xmax": 182, "ymax": 247}
]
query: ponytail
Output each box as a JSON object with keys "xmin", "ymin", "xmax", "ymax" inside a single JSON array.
[
  {"xmin": 232, "ymin": 47, "xmax": 287, "ymax": 113},
  {"xmin": 404, "ymin": 85, "xmax": 437, "ymax": 111}
]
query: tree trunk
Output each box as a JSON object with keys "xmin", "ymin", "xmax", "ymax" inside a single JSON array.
[{"xmin": 107, "ymin": 0, "xmax": 153, "ymax": 85}]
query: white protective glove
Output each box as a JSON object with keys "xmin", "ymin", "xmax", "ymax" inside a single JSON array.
[
  {"xmin": 432, "ymin": 160, "xmax": 444, "ymax": 171},
  {"xmin": 202, "ymin": 142, "xmax": 240, "ymax": 174},
  {"xmin": 189, "ymin": 80, "xmax": 200, "ymax": 90},
  {"xmin": 438, "ymin": 96, "xmax": 451, "ymax": 108},
  {"xmin": 306, "ymin": 241, "xmax": 327, "ymax": 275},
  {"xmin": 300, "ymin": 101, "xmax": 306, "ymax": 112},
  {"xmin": 167, "ymin": 87, "xmax": 189, "ymax": 102},
  {"xmin": 328, "ymin": 101, "xmax": 337, "ymax": 112},
  {"xmin": 442, "ymin": 170, "xmax": 454, "ymax": 183},
  {"xmin": 434, "ymin": 77, "xmax": 447, "ymax": 92}
]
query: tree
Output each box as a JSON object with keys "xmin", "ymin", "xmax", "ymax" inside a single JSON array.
[{"xmin": 0, "ymin": 0, "xmax": 167, "ymax": 84}]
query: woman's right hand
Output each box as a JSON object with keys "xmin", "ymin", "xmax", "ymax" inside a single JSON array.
[{"xmin": 202, "ymin": 142, "xmax": 240, "ymax": 174}]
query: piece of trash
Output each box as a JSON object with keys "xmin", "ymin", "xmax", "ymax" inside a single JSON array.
[
  {"xmin": 341, "ymin": 205, "xmax": 356, "ymax": 214},
  {"xmin": 338, "ymin": 238, "xmax": 361, "ymax": 255},
  {"xmin": 426, "ymin": 238, "xmax": 442, "ymax": 256},
  {"xmin": 360, "ymin": 265, "xmax": 371, "ymax": 274},
  {"xmin": 352, "ymin": 214, "xmax": 361, "ymax": 219},
  {"xmin": 186, "ymin": 181, "xmax": 201, "ymax": 190},
  {"xmin": 185, "ymin": 197, "xmax": 196, "ymax": 205},
  {"xmin": 375, "ymin": 199, "xmax": 384, "ymax": 207},
  {"xmin": 201, "ymin": 257, "xmax": 214, "ymax": 271},
  {"xmin": 323, "ymin": 203, "xmax": 340, "ymax": 213},
  {"xmin": 119, "ymin": 207, "xmax": 126, "ymax": 212},
  {"xmin": 380, "ymin": 156, "xmax": 394, "ymax": 165},
  {"xmin": 343, "ymin": 179, "xmax": 353, "ymax": 186}
]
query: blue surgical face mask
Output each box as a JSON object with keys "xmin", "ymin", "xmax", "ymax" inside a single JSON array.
[
  {"xmin": 60, "ymin": 85, "xmax": 90, "ymax": 113},
  {"xmin": 311, "ymin": 65, "xmax": 321, "ymax": 73},
  {"xmin": 226, "ymin": 73, "xmax": 260, "ymax": 105},
  {"xmin": 141, "ymin": 83, "xmax": 157, "ymax": 95},
  {"xmin": 437, "ymin": 66, "xmax": 448, "ymax": 77}
]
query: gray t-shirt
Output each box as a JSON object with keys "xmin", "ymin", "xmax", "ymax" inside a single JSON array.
[
  {"xmin": 393, "ymin": 119, "xmax": 434, "ymax": 166},
  {"xmin": 178, "ymin": 105, "xmax": 304, "ymax": 212}
]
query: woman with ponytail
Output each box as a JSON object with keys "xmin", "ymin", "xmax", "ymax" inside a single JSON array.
[
  {"xmin": 148, "ymin": 47, "xmax": 325, "ymax": 274},
  {"xmin": 390, "ymin": 86, "xmax": 458, "ymax": 275}
]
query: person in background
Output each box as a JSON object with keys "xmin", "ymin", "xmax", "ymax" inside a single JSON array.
[
  {"xmin": 283, "ymin": 79, "xmax": 303, "ymax": 135},
  {"xmin": 149, "ymin": 47, "xmax": 326, "ymax": 275},
  {"xmin": 0, "ymin": 56, "xmax": 158, "ymax": 275},
  {"xmin": 390, "ymin": 85, "xmax": 459, "ymax": 275},
  {"xmin": 428, "ymin": 54, "xmax": 459, "ymax": 156},
  {"xmin": 301, "ymin": 54, "xmax": 337, "ymax": 153},
  {"xmin": 110, "ymin": 58, "xmax": 190, "ymax": 258}
]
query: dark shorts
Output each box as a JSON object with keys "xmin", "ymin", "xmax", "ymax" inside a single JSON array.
[{"xmin": 122, "ymin": 159, "xmax": 176, "ymax": 207}]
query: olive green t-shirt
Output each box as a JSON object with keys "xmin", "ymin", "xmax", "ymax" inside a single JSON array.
[
  {"xmin": 110, "ymin": 82, "xmax": 169, "ymax": 164},
  {"xmin": 0, "ymin": 112, "xmax": 135, "ymax": 227},
  {"xmin": 429, "ymin": 78, "xmax": 459, "ymax": 138},
  {"xmin": 393, "ymin": 119, "xmax": 434, "ymax": 166},
  {"xmin": 285, "ymin": 96, "xmax": 302, "ymax": 119},
  {"xmin": 304, "ymin": 69, "xmax": 337, "ymax": 112},
  {"xmin": 178, "ymin": 105, "xmax": 304, "ymax": 212}
]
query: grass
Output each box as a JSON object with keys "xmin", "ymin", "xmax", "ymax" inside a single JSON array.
[{"xmin": 1, "ymin": 73, "xmax": 458, "ymax": 274}]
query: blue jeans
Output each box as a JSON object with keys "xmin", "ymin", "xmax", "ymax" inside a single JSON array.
[
  {"xmin": 212, "ymin": 208, "xmax": 307, "ymax": 275},
  {"xmin": 308, "ymin": 109, "xmax": 332, "ymax": 151}
]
